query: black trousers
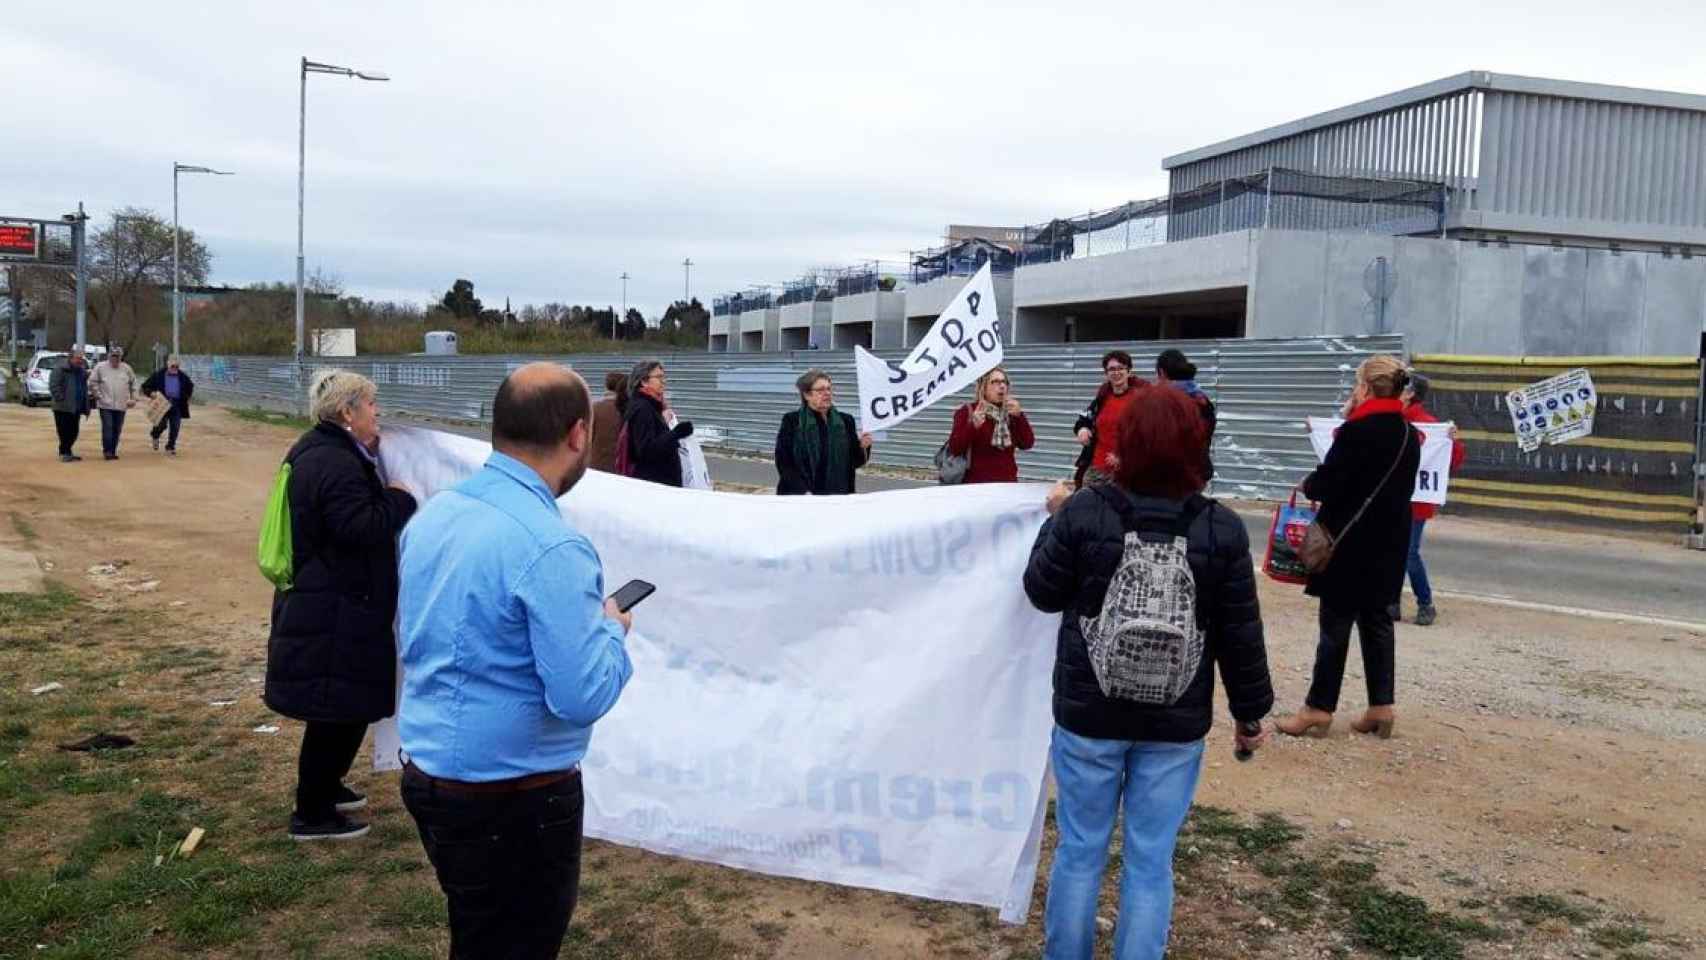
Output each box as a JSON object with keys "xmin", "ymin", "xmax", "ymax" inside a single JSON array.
[
  {"xmin": 54, "ymin": 412, "xmax": 81, "ymax": 456},
  {"xmin": 401, "ymin": 765, "xmax": 584, "ymax": 960},
  {"xmin": 1304, "ymin": 602, "xmax": 1396, "ymax": 713},
  {"xmin": 150, "ymin": 408, "xmax": 183, "ymax": 449},
  {"xmin": 293, "ymin": 721, "xmax": 366, "ymax": 820}
]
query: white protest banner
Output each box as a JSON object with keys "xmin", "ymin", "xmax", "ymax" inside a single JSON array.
[
  {"xmin": 854, "ymin": 263, "xmax": 1003, "ymax": 432},
  {"xmin": 372, "ymin": 426, "xmax": 1055, "ymax": 922},
  {"xmin": 1306, "ymin": 417, "xmax": 1456, "ymax": 505},
  {"xmin": 1507, "ymin": 368, "xmax": 1596, "ymax": 452}
]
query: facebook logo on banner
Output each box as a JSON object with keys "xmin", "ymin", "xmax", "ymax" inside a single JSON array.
[{"xmin": 837, "ymin": 829, "xmax": 882, "ymax": 867}]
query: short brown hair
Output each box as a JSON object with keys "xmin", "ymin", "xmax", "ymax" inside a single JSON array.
[
  {"xmin": 1101, "ymin": 350, "xmax": 1134, "ymax": 371},
  {"xmin": 796, "ymin": 368, "xmax": 831, "ymax": 399},
  {"xmin": 604, "ymin": 370, "xmax": 628, "ymax": 393}
]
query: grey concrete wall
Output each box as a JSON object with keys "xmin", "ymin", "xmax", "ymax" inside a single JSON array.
[
  {"xmin": 1013, "ymin": 231, "xmax": 1252, "ymax": 309},
  {"xmin": 779, "ymin": 300, "xmax": 830, "ymax": 330},
  {"xmin": 1248, "ymin": 230, "xmax": 1706, "ymax": 356},
  {"xmin": 831, "ymin": 323, "xmax": 872, "ymax": 350},
  {"xmin": 738, "ymin": 330, "xmax": 763, "ymax": 352},
  {"xmin": 905, "ymin": 273, "xmax": 1014, "ymax": 325},
  {"xmin": 831, "ymin": 290, "xmax": 906, "ymax": 326},
  {"xmin": 874, "ymin": 315, "xmax": 905, "ymax": 350}
]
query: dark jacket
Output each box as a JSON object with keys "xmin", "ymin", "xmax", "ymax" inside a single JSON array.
[
  {"xmin": 1184, "ymin": 389, "xmax": 1217, "ymax": 483},
  {"xmin": 774, "ymin": 409, "xmax": 870, "ymax": 495},
  {"xmin": 946, "ymin": 404, "xmax": 1036, "ymax": 483},
  {"xmin": 265, "ymin": 423, "xmax": 417, "ymax": 724},
  {"xmin": 48, "ymin": 360, "xmax": 91, "ymax": 416},
  {"xmin": 1301, "ymin": 401, "xmax": 1422, "ymax": 612},
  {"xmin": 1071, "ymin": 380, "xmax": 1150, "ymax": 486},
  {"xmin": 589, "ymin": 396, "xmax": 622, "ymax": 472},
  {"xmin": 623, "ymin": 391, "xmax": 692, "ymax": 487},
  {"xmin": 1024, "ymin": 486, "xmax": 1273, "ymax": 742},
  {"xmin": 140, "ymin": 369, "xmax": 195, "ymax": 419}
]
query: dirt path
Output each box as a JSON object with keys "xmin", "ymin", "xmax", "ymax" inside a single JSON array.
[{"xmin": 4, "ymin": 402, "xmax": 1703, "ymax": 956}]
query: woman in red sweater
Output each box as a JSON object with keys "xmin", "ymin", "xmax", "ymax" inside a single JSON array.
[{"xmin": 946, "ymin": 367, "xmax": 1036, "ymax": 483}]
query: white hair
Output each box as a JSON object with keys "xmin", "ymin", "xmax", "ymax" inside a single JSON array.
[
  {"xmin": 166, "ymin": 354, "xmax": 181, "ymax": 367},
  {"xmin": 307, "ymin": 368, "xmax": 377, "ymax": 424}
]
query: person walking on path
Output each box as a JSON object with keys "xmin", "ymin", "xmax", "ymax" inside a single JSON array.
[
  {"xmin": 946, "ymin": 366, "xmax": 1035, "ymax": 483},
  {"xmin": 140, "ymin": 355, "xmax": 195, "ymax": 456},
  {"xmin": 397, "ymin": 363, "xmax": 634, "ymax": 960},
  {"xmin": 265, "ymin": 369, "xmax": 418, "ymax": 842},
  {"xmin": 1395, "ymin": 373, "xmax": 1465, "ymax": 626},
  {"xmin": 774, "ymin": 368, "xmax": 873, "ymax": 495},
  {"xmin": 1025, "ymin": 385, "xmax": 1272, "ymax": 959},
  {"xmin": 1276, "ymin": 356, "xmax": 1421, "ymax": 741},
  {"xmin": 47, "ymin": 347, "xmax": 92, "ymax": 462},
  {"xmin": 1072, "ymin": 350, "xmax": 1146, "ymax": 488},
  {"xmin": 621, "ymin": 359, "xmax": 693, "ymax": 486},
  {"xmin": 88, "ymin": 346, "xmax": 139, "ymax": 460}
]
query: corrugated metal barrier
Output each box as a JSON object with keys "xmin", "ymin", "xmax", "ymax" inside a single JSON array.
[
  {"xmin": 1414, "ymin": 353, "xmax": 1703, "ymax": 532},
  {"xmin": 182, "ymin": 335, "xmax": 1404, "ymax": 499}
]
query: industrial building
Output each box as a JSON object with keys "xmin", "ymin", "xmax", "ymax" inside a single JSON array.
[{"xmin": 711, "ymin": 71, "xmax": 1706, "ymax": 357}]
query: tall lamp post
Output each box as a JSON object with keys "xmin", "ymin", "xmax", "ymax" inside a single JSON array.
[
  {"xmin": 682, "ymin": 257, "xmax": 693, "ymax": 303},
  {"xmin": 173, "ymin": 163, "xmax": 232, "ymax": 356},
  {"xmin": 619, "ymin": 271, "xmax": 630, "ymax": 340},
  {"xmin": 297, "ymin": 57, "xmax": 388, "ymax": 361}
]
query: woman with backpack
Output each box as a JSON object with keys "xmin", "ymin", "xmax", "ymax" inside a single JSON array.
[
  {"xmin": 1275, "ymin": 355, "xmax": 1421, "ymax": 740},
  {"xmin": 1154, "ymin": 349, "xmax": 1216, "ymax": 487},
  {"xmin": 265, "ymin": 369, "xmax": 417, "ymax": 842},
  {"xmin": 1024, "ymin": 386, "xmax": 1273, "ymax": 959},
  {"xmin": 944, "ymin": 366, "xmax": 1035, "ymax": 483}
]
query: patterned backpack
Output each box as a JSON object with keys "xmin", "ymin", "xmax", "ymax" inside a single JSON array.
[{"xmin": 1078, "ymin": 487, "xmax": 1209, "ymax": 705}]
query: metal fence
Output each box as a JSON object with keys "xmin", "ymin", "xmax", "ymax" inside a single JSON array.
[
  {"xmin": 184, "ymin": 335, "xmax": 1401, "ymax": 498},
  {"xmin": 1013, "ymin": 169, "xmax": 1447, "ymax": 267}
]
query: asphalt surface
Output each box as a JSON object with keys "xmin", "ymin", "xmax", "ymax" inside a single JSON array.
[{"xmin": 397, "ymin": 416, "xmax": 1706, "ymax": 627}]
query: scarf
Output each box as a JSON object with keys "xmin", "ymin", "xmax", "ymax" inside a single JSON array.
[
  {"xmin": 1172, "ymin": 378, "xmax": 1205, "ymax": 399},
  {"xmin": 975, "ymin": 400, "xmax": 1013, "ymax": 449},
  {"xmin": 1346, "ymin": 397, "xmax": 1405, "ymax": 422},
  {"xmin": 793, "ymin": 405, "xmax": 850, "ymax": 493}
]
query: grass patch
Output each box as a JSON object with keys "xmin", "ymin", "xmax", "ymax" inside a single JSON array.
[
  {"xmin": 0, "ymin": 584, "xmax": 81, "ymax": 628},
  {"xmin": 373, "ymin": 886, "xmax": 449, "ymax": 930},
  {"xmin": 1504, "ymin": 893, "xmax": 1600, "ymax": 925},
  {"xmin": 229, "ymin": 406, "xmax": 311, "ymax": 431},
  {"xmin": 1590, "ymin": 922, "xmax": 1651, "ymax": 949},
  {"xmin": 9, "ymin": 511, "xmax": 38, "ymax": 544}
]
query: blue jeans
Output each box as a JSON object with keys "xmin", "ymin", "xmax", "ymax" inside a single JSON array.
[
  {"xmin": 1406, "ymin": 517, "xmax": 1432, "ymax": 607},
  {"xmin": 99, "ymin": 409, "xmax": 126, "ymax": 456},
  {"xmin": 1044, "ymin": 727, "xmax": 1205, "ymax": 960}
]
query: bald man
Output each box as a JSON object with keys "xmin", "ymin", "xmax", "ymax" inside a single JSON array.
[{"xmin": 395, "ymin": 363, "xmax": 634, "ymax": 958}]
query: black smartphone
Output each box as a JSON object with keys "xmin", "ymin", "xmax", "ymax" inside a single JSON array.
[{"xmin": 609, "ymin": 579, "xmax": 656, "ymax": 613}]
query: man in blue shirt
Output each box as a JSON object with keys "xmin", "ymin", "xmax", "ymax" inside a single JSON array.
[{"xmin": 397, "ymin": 363, "xmax": 633, "ymax": 959}]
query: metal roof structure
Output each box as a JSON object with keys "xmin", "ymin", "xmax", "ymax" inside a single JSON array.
[{"xmin": 1164, "ymin": 72, "xmax": 1706, "ymax": 248}]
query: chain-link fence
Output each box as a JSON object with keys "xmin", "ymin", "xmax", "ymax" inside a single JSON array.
[{"xmin": 185, "ymin": 334, "xmax": 1402, "ymax": 499}]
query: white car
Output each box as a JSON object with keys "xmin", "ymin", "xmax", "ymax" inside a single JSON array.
[{"xmin": 20, "ymin": 346, "xmax": 107, "ymax": 407}]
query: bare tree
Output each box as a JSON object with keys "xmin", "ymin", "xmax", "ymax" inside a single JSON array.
[{"xmin": 36, "ymin": 207, "xmax": 212, "ymax": 354}]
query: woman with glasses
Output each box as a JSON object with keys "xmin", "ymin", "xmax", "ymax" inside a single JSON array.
[
  {"xmin": 774, "ymin": 368, "xmax": 873, "ymax": 495},
  {"xmin": 1072, "ymin": 350, "xmax": 1147, "ymax": 488},
  {"xmin": 622, "ymin": 359, "xmax": 694, "ymax": 486},
  {"xmin": 946, "ymin": 366, "xmax": 1035, "ymax": 483}
]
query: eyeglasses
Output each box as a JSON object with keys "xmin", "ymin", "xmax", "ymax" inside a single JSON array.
[
  {"xmin": 648, "ymin": 373, "xmax": 667, "ymax": 383},
  {"xmin": 1104, "ymin": 365, "xmax": 1129, "ymax": 374},
  {"xmin": 808, "ymin": 386, "xmax": 833, "ymax": 395}
]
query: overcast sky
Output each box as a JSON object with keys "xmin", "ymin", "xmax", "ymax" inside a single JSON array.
[{"xmin": 5, "ymin": 0, "xmax": 1702, "ymax": 314}]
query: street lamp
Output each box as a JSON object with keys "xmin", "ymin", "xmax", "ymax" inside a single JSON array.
[
  {"xmin": 297, "ymin": 57, "xmax": 388, "ymax": 361},
  {"xmin": 682, "ymin": 258, "xmax": 693, "ymax": 303},
  {"xmin": 619, "ymin": 271, "xmax": 629, "ymax": 341},
  {"xmin": 173, "ymin": 163, "xmax": 233, "ymax": 356}
]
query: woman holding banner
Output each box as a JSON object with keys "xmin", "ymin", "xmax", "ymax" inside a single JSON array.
[
  {"xmin": 1277, "ymin": 356, "xmax": 1420, "ymax": 740},
  {"xmin": 945, "ymin": 366, "xmax": 1035, "ymax": 483},
  {"xmin": 1025, "ymin": 386, "xmax": 1272, "ymax": 960},
  {"xmin": 775, "ymin": 369, "xmax": 873, "ymax": 495},
  {"xmin": 1396, "ymin": 373, "xmax": 1465, "ymax": 627},
  {"xmin": 622, "ymin": 360, "xmax": 694, "ymax": 486}
]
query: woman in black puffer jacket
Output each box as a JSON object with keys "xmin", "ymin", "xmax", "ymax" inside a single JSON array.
[
  {"xmin": 265, "ymin": 369, "xmax": 417, "ymax": 843},
  {"xmin": 1024, "ymin": 386, "xmax": 1273, "ymax": 960}
]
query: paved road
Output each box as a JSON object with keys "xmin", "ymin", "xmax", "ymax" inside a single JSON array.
[{"xmin": 398, "ymin": 417, "xmax": 1706, "ymax": 627}]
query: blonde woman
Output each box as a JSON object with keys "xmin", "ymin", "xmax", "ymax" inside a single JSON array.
[
  {"xmin": 946, "ymin": 366, "xmax": 1036, "ymax": 483},
  {"xmin": 264, "ymin": 369, "xmax": 418, "ymax": 841},
  {"xmin": 1276, "ymin": 356, "xmax": 1421, "ymax": 740}
]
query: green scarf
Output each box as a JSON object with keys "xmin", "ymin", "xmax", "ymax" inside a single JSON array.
[{"xmin": 794, "ymin": 404, "xmax": 850, "ymax": 493}]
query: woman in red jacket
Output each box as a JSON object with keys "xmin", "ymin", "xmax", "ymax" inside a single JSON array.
[
  {"xmin": 946, "ymin": 367, "xmax": 1036, "ymax": 483},
  {"xmin": 1398, "ymin": 373, "xmax": 1466, "ymax": 626}
]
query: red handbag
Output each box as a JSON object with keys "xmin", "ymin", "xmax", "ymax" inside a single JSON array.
[{"xmin": 1262, "ymin": 487, "xmax": 1317, "ymax": 585}]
